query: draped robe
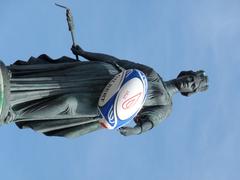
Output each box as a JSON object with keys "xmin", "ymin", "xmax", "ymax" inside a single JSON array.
[{"xmin": 5, "ymin": 54, "xmax": 172, "ymax": 138}]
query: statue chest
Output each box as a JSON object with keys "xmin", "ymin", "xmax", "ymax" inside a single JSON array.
[{"xmin": 144, "ymin": 80, "xmax": 171, "ymax": 106}]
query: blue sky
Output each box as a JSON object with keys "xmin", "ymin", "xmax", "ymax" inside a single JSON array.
[{"xmin": 0, "ymin": 0, "xmax": 239, "ymax": 180}]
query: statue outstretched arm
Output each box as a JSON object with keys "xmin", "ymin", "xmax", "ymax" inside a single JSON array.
[
  {"xmin": 71, "ymin": 45, "xmax": 120, "ymax": 63},
  {"xmin": 71, "ymin": 45, "xmax": 160, "ymax": 81}
]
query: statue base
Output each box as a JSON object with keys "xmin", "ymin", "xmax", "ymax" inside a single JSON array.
[{"xmin": 0, "ymin": 60, "xmax": 10, "ymax": 125}]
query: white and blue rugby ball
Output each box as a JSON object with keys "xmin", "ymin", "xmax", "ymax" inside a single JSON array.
[{"xmin": 98, "ymin": 69, "xmax": 148, "ymax": 130}]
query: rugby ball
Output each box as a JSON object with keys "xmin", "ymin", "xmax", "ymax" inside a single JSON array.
[{"xmin": 98, "ymin": 69, "xmax": 148, "ymax": 129}]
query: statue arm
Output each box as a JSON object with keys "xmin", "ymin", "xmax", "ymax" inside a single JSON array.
[
  {"xmin": 71, "ymin": 45, "xmax": 160, "ymax": 80},
  {"xmin": 71, "ymin": 45, "xmax": 120, "ymax": 63},
  {"xmin": 119, "ymin": 105, "xmax": 171, "ymax": 136}
]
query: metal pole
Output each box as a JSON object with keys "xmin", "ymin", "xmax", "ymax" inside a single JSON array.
[{"xmin": 55, "ymin": 3, "xmax": 79, "ymax": 60}]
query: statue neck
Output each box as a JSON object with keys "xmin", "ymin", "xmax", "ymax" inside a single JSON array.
[{"xmin": 164, "ymin": 79, "xmax": 179, "ymax": 97}]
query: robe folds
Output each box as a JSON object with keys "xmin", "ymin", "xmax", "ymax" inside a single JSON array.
[{"xmin": 6, "ymin": 54, "xmax": 172, "ymax": 138}]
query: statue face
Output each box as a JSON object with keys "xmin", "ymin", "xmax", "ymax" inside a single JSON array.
[
  {"xmin": 176, "ymin": 75, "xmax": 201, "ymax": 93},
  {"xmin": 176, "ymin": 70, "xmax": 208, "ymax": 96}
]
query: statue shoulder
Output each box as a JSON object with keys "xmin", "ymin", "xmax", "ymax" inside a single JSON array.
[{"xmin": 147, "ymin": 68, "xmax": 163, "ymax": 82}]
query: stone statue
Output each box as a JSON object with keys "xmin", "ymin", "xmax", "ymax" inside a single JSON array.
[{"xmin": 0, "ymin": 45, "xmax": 208, "ymax": 138}]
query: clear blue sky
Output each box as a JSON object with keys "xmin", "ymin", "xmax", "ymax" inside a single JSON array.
[{"xmin": 0, "ymin": 0, "xmax": 239, "ymax": 180}]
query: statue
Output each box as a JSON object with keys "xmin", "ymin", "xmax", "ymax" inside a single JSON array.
[
  {"xmin": 0, "ymin": 5, "xmax": 208, "ymax": 138},
  {"xmin": 0, "ymin": 45, "xmax": 208, "ymax": 138}
]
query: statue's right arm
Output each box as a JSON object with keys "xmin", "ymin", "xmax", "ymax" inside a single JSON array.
[
  {"xmin": 71, "ymin": 45, "xmax": 159, "ymax": 80},
  {"xmin": 71, "ymin": 45, "xmax": 120, "ymax": 63}
]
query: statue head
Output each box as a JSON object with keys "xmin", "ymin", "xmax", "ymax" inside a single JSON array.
[{"xmin": 176, "ymin": 70, "xmax": 208, "ymax": 96}]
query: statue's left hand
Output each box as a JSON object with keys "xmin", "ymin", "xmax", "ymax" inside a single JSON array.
[{"xmin": 119, "ymin": 126, "xmax": 141, "ymax": 136}]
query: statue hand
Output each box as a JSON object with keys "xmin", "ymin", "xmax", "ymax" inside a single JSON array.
[
  {"xmin": 119, "ymin": 126, "xmax": 141, "ymax": 136},
  {"xmin": 71, "ymin": 45, "xmax": 84, "ymax": 56}
]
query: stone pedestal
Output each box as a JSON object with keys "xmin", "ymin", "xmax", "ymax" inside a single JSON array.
[{"xmin": 0, "ymin": 61, "xmax": 10, "ymax": 125}]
